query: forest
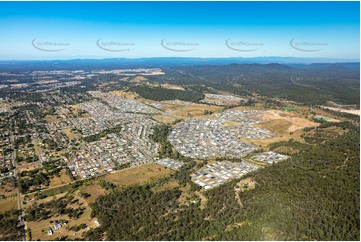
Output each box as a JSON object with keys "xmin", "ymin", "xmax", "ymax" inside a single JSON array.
[{"xmin": 128, "ymin": 85, "xmax": 205, "ymax": 102}]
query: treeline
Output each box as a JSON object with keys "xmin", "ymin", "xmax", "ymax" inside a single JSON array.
[{"xmin": 128, "ymin": 85, "xmax": 205, "ymax": 102}]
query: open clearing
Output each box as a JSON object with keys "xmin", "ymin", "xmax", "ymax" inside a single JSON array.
[
  {"xmin": 153, "ymin": 115, "xmax": 182, "ymax": 124},
  {"xmin": 169, "ymin": 103, "xmax": 223, "ymax": 118},
  {"xmin": 0, "ymin": 183, "xmax": 17, "ymax": 212},
  {"xmin": 0, "ymin": 196, "xmax": 17, "ymax": 212},
  {"xmin": 79, "ymin": 184, "xmax": 106, "ymax": 204},
  {"xmin": 250, "ymin": 110, "xmax": 319, "ymax": 133},
  {"xmin": 98, "ymin": 163, "xmax": 172, "ymax": 187},
  {"xmin": 110, "ymin": 89, "xmax": 138, "ymax": 99},
  {"xmin": 49, "ymin": 169, "xmax": 73, "ymax": 187},
  {"xmin": 148, "ymin": 83, "xmax": 185, "ymax": 90},
  {"xmin": 130, "ymin": 75, "xmax": 148, "ymax": 83},
  {"xmin": 320, "ymin": 105, "xmax": 360, "ymax": 116},
  {"xmin": 222, "ymin": 121, "xmax": 241, "ymax": 127},
  {"xmin": 27, "ymin": 190, "xmax": 99, "ymax": 241},
  {"xmin": 44, "ymin": 115, "xmax": 59, "ymax": 123},
  {"xmin": 17, "ymin": 161, "xmax": 42, "ymax": 173},
  {"xmin": 62, "ymin": 128, "xmax": 81, "ymax": 139}
]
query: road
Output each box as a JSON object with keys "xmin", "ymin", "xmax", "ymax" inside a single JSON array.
[{"xmin": 10, "ymin": 131, "xmax": 27, "ymax": 241}]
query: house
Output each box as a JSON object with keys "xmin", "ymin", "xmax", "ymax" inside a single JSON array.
[{"xmin": 53, "ymin": 222, "xmax": 62, "ymax": 230}]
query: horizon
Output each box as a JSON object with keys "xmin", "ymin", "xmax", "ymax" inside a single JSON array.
[{"xmin": 0, "ymin": 1, "xmax": 359, "ymax": 60}]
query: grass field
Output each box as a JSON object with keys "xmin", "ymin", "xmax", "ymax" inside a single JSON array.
[
  {"xmin": 44, "ymin": 115, "xmax": 59, "ymax": 123},
  {"xmin": 110, "ymin": 89, "xmax": 138, "ymax": 99},
  {"xmin": 0, "ymin": 196, "xmax": 17, "ymax": 213},
  {"xmin": 50, "ymin": 169, "xmax": 73, "ymax": 187},
  {"xmin": 222, "ymin": 121, "xmax": 242, "ymax": 127},
  {"xmin": 314, "ymin": 115, "xmax": 334, "ymax": 121},
  {"xmin": 62, "ymin": 128, "xmax": 81, "ymax": 139},
  {"xmin": 169, "ymin": 103, "xmax": 223, "ymax": 118},
  {"xmin": 98, "ymin": 163, "xmax": 172, "ymax": 187},
  {"xmin": 282, "ymin": 106, "xmax": 298, "ymax": 111},
  {"xmin": 17, "ymin": 161, "xmax": 42, "ymax": 173},
  {"xmin": 79, "ymin": 184, "xmax": 105, "ymax": 204},
  {"xmin": 152, "ymin": 115, "xmax": 182, "ymax": 124}
]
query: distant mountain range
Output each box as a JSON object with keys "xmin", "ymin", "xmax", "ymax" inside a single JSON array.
[{"xmin": 0, "ymin": 57, "xmax": 359, "ymax": 71}]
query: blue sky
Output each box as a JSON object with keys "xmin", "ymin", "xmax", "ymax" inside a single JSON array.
[{"xmin": 0, "ymin": 1, "xmax": 359, "ymax": 60}]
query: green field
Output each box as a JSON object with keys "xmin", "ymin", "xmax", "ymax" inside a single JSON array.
[
  {"xmin": 282, "ymin": 106, "xmax": 298, "ymax": 111},
  {"xmin": 314, "ymin": 115, "xmax": 333, "ymax": 121}
]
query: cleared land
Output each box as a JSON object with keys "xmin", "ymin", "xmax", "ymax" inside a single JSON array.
[
  {"xmin": 250, "ymin": 110, "xmax": 319, "ymax": 133},
  {"xmin": 169, "ymin": 103, "xmax": 223, "ymax": 118},
  {"xmin": 44, "ymin": 115, "xmax": 59, "ymax": 123},
  {"xmin": 62, "ymin": 128, "xmax": 81, "ymax": 139},
  {"xmin": 130, "ymin": 75, "xmax": 148, "ymax": 83},
  {"xmin": 49, "ymin": 169, "xmax": 73, "ymax": 187},
  {"xmin": 0, "ymin": 196, "xmax": 17, "ymax": 212},
  {"xmin": 0, "ymin": 184, "xmax": 17, "ymax": 212},
  {"xmin": 153, "ymin": 115, "xmax": 182, "ymax": 124},
  {"xmin": 97, "ymin": 163, "xmax": 172, "ymax": 187},
  {"xmin": 110, "ymin": 90, "xmax": 139, "ymax": 99}
]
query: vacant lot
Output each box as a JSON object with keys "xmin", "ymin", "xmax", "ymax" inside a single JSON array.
[
  {"xmin": 153, "ymin": 115, "xmax": 182, "ymax": 124},
  {"xmin": 251, "ymin": 110, "xmax": 319, "ymax": 133},
  {"xmin": 79, "ymin": 184, "xmax": 106, "ymax": 204},
  {"xmin": 110, "ymin": 89, "xmax": 138, "ymax": 99},
  {"xmin": 62, "ymin": 128, "xmax": 81, "ymax": 139},
  {"xmin": 0, "ymin": 182, "xmax": 17, "ymax": 212},
  {"xmin": 44, "ymin": 115, "xmax": 59, "ymax": 123},
  {"xmin": 98, "ymin": 163, "xmax": 172, "ymax": 187},
  {"xmin": 170, "ymin": 103, "xmax": 223, "ymax": 118},
  {"xmin": 17, "ymin": 161, "xmax": 42, "ymax": 173},
  {"xmin": 50, "ymin": 169, "xmax": 73, "ymax": 187},
  {"xmin": 0, "ymin": 196, "xmax": 17, "ymax": 213}
]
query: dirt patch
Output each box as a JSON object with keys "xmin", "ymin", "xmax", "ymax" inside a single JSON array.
[
  {"xmin": 251, "ymin": 110, "xmax": 319, "ymax": 133},
  {"xmin": 320, "ymin": 106, "xmax": 360, "ymax": 116},
  {"xmin": 243, "ymin": 129, "xmax": 305, "ymax": 149}
]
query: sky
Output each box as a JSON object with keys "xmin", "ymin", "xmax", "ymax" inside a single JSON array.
[{"xmin": 0, "ymin": 1, "xmax": 359, "ymax": 60}]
